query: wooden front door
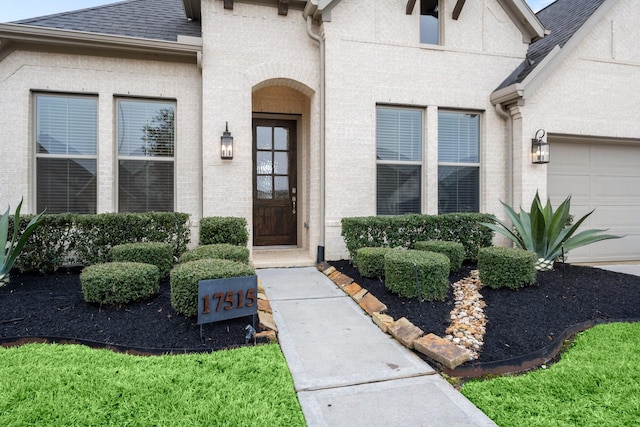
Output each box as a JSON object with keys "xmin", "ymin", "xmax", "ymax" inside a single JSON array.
[{"xmin": 253, "ymin": 119, "xmax": 297, "ymax": 246}]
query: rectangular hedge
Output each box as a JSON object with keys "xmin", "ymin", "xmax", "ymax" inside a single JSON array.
[
  {"xmin": 11, "ymin": 212, "xmax": 191, "ymax": 273},
  {"xmin": 341, "ymin": 213, "xmax": 495, "ymax": 262}
]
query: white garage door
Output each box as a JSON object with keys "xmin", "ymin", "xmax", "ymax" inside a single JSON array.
[{"xmin": 547, "ymin": 137, "xmax": 640, "ymax": 262}]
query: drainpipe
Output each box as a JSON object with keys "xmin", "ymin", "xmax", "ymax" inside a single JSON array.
[
  {"xmin": 306, "ymin": 14, "xmax": 326, "ymax": 264},
  {"xmin": 495, "ymin": 103, "xmax": 513, "ymax": 208}
]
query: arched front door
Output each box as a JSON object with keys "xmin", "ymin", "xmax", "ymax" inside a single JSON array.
[{"xmin": 252, "ymin": 118, "xmax": 297, "ymax": 246}]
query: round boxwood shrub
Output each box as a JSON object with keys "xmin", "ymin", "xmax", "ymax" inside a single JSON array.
[
  {"xmin": 413, "ymin": 240, "xmax": 464, "ymax": 272},
  {"xmin": 80, "ymin": 262, "xmax": 160, "ymax": 305},
  {"xmin": 110, "ymin": 242, "xmax": 174, "ymax": 278},
  {"xmin": 384, "ymin": 249, "xmax": 450, "ymax": 300},
  {"xmin": 478, "ymin": 246, "xmax": 537, "ymax": 289},
  {"xmin": 356, "ymin": 247, "xmax": 392, "ymax": 278},
  {"xmin": 179, "ymin": 244, "xmax": 250, "ymax": 264},
  {"xmin": 170, "ymin": 258, "xmax": 255, "ymax": 317}
]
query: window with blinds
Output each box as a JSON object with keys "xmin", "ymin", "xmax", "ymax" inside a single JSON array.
[
  {"xmin": 35, "ymin": 94, "xmax": 98, "ymax": 214},
  {"xmin": 117, "ymin": 99, "xmax": 175, "ymax": 212},
  {"xmin": 376, "ymin": 107, "xmax": 422, "ymax": 215},
  {"xmin": 438, "ymin": 111, "xmax": 480, "ymax": 214}
]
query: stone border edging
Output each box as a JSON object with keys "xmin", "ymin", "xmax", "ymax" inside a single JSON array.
[
  {"xmin": 440, "ymin": 317, "xmax": 640, "ymax": 378},
  {"xmin": 317, "ymin": 262, "xmax": 640, "ymax": 378}
]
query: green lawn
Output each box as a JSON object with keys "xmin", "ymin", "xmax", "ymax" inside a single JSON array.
[
  {"xmin": 462, "ymin": 322, "xmax": 640, "ymax": 427},
  {"xmin": 0, "ymin": 343, "xmax": 305, "ymax": 426}
]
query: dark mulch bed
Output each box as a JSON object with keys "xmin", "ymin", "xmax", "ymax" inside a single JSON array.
[
  {"xmin": 0, "ymin": 269, "xmax": 261, "ymax": 353},
  {"xmin": 330, "ymin": 260, "xmax": 640, "ymax": 364}
]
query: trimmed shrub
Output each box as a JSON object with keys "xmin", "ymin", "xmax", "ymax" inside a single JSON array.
[
  {"xmin": 80, "ymin": 262, "xmax": 160, "ymax": 305},
  {"xmin": 341, "ymin": 213, "xmax": 494, "ymax": 262},
  {"xmin": 11, "ymin": 213, "xmax": 75, "ymax": 273},
  {"xmin": 414, "ymin": 240, "xmax": 464, "ymax": 272},
  {"xmin": 356, "ymin": 247, "xmax": 392, "ymax": 278},
  {"xmin": 170, "ymin": 258, "xmax": 255, "ymax": 317},
  {"xmin": 384, "ymin": 249, "xmax": 450, "ymax": 300},
  {"xmin": 110, "ymin": 242, "xmax": 174, "ymax": 278},
  {"xmin": 179, "ymin": 244, "xmax": 250, "ymax": 264},
  {"xmin": 200, "ymin": 217, "xmax": 249, "ymax": 246},
  {"xmin": 13, "ymin": 212, "xmax": 190, "ymax": 272},
  {"xmin": 74, "ymin": 212, "xmax": 190, "ymax": 266},
  {"xmin": 478, "ymin": 246, "xmax": 537, "ymax": 289}
]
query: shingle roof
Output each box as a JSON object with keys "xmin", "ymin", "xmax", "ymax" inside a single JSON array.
[
  {"xmin": 11, "ymin": 0, "xmax": 201, "ymax": 42},
  {"xmin": 496, "ymin": 0, "xmax": 606, "ymax": 90}
]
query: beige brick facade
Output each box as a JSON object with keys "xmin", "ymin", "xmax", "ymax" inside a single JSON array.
[{"xmin": 2, "ymin": 0, "xmax": 638, "ymax": 263}]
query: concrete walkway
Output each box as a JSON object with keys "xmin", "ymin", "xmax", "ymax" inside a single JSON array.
[{"xmin": 257, "ymin": 267, "xmax": 497, "ymax": 427}]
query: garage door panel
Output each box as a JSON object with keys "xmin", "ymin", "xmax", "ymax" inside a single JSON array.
[
  {"xmin": 564, "ymin": 236, "xmax": 639, "ymax": 262},
  {"xmin": 592, "ymin": 146, "xmax": 639, "ymax": 171},
  {"xmin": 552, "ymin": 144, "xmax": 589, "ymax": 168},
  {"xmin": 593, "ymin": 175, "xmax": 640, "ymax": 198},
  {"xmin": 582, "ymin": 236, "xmax": 640, "ymax": 262},
  {"xmin": 548, "ymin": 175, "xmax": 590, "ymax": 199},
  {"xmin": 591, "ymin": 206, "xmax": 640, "ymax": 229}
]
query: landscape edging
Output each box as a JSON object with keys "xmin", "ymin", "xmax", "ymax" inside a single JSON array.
[{"xmin": 317, "ymin": 262, "xmax": 640, "ymax": 378}]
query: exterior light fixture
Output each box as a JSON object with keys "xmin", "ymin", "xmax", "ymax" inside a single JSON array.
[
  {"xmin": 531, "ymin": 129, "xmax": 550, "ymax": 164},
  {"xmin": 221, "ymin": 122, "xmax": 233, "ymax": 159}
]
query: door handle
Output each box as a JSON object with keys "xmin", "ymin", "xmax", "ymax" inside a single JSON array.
[{"xmin": 292, "ymin": 196, "xmax": 297, "ymax": 215}]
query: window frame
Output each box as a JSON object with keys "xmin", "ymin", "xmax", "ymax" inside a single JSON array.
[
  {"xmin": 115, "ymin": 97, "xmax": 177, "ymax": 213},
  {"xmin": 33, "ymin": 92, "xmax": 99, "ymax": 214},
  {"xmin": 437, "ymin": 109, "xmax": 481, "ymax": 214},
  {"xmin": 375, "ymin": 106, "xmax": 425, "ymax": 216},
  {"xmin": 420, "ymin": 0, "xmax": 441, "ymax": 45}
]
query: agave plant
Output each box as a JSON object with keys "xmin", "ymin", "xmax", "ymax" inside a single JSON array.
[
  {"xmin": 482, "ymin": 192, "xmax": 621, "ymax": 271},
  {"xmin": 1, "ymin": 199, "xmax": 45, "ymax": 285}
]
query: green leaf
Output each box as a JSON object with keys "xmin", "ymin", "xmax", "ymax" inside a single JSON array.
[{"xmin": 0, "ymin": 198, "xmax": 45, "ymax": 284}]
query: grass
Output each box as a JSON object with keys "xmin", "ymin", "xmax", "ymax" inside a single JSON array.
[
  {"xmin": 0, "ymin": 343, "xmax": 305, "ymax": 426},
  {"xmin": 461, "ymin": 322, "xmax": 640, "ymax": 427}
]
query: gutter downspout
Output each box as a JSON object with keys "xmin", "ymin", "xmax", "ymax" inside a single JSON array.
[
  {"xmin": 495, "ymin": 103, "xmax": 513, "ymax": 208},
  {"xmin": 306, "ymin": 15, "xmax": 326, "ymax": 264}
]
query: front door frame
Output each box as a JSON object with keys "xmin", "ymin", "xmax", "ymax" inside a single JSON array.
[{"xmin": 252, "ymin": 115, "xmax": 300, "ymax": 247}]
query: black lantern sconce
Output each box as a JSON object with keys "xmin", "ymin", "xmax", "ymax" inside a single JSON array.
[
  {"xmin": 221, "ymin": 122, "xmax": 233, "ymax": 159},
  {"xmin": 531, "ymin": 129, "xmax": 550, "ymax": 164}
]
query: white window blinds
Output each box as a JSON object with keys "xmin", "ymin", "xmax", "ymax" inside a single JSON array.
[
  {"xmin": 376, "ymin": 107, "xmax": 422, "ymax": 215},
  {"xmin": 35, "ymin": 94, "xmax": 97, "ymax": 214},
  {"xmin": 438, "ymin": 111, "xmax": 480, "ymax": 214}
]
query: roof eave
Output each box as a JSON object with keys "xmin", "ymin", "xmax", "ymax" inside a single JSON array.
[
  {"xmin": 490, "ymin": 83, "xmax": 525, "ymax": 106},
  {"xmin": 0, "ymin": 23, "xmax": 202, "ymax": 59},
  {"xmin": 304, "ymin": 0, "xmax": 342, "ymax": 22}
]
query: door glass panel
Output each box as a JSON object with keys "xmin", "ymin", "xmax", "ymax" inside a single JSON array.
[
  {"xmin": 257, "ymin": 176, "xmax": 272, "ymax": 199},
  {"xmin": 257, "ymin": 151, "xmax": 272, "ymax": 175},
  {"xmin": 274, "ymin": 176, "xmax": 289, "ymax": 199},
  {"xmin": 256, "ymin": 126, "xmax": 272, "ymax": 150},
  {"xmin": 274, "ymin": 152, "xmax": 288, "ymax": 175},
  {"xmin": 274, "ymin": 127, "xmax": 288, "ymax": 150}
]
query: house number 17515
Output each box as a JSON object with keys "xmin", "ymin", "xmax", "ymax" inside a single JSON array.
[
  {"xmin": 201, "ymin": 289, "xmax": 256, "ymax": 313},
  {"xmin": 197, "ymin": 276, "xmax": 259, "ymax": 326}
]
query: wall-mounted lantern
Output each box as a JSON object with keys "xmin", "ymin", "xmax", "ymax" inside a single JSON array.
[
  {"xmin": 531, "ymin": 129, "xmax": 550, "ymax": 164},
  {"xmin": 221, "ymin": 122, "xmax": 233, "ymax": 159}
]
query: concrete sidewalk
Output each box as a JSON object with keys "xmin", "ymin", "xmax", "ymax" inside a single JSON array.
[{"xmin": 257, "ymin": 267, "xmax": 497, "ymax": 427}]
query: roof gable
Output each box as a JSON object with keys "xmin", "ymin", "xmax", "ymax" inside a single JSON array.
[
  {"xmin": 11, "ymin": 0, "xmax": 200, "ymax": 42},
  {"xmin": 493, "ymin": 0, "xmax": 616, "ymax": 104}
]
